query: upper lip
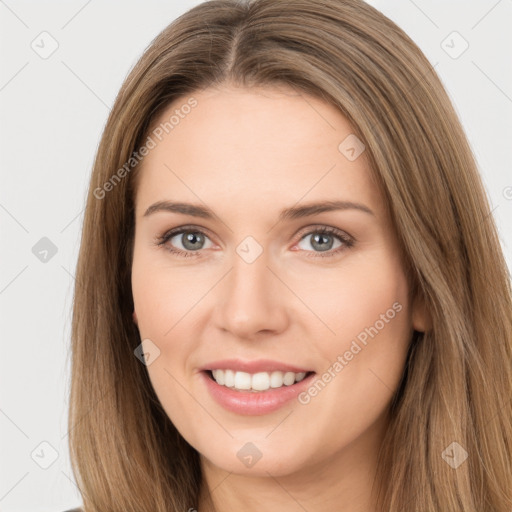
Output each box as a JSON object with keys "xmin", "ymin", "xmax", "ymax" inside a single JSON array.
[{"xmin": 200, "ymin": 359, "xmax": 314, "ymax": 374}]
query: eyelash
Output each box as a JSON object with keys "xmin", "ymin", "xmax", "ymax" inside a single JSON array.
[{"xmin": 154, "ymin": 225, "xmax": 355, "ymax": 259}]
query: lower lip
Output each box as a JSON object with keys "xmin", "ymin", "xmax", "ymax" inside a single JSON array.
[{"xmin": 200, "ymin": 370, "xmax": 316, "ymax": 415}]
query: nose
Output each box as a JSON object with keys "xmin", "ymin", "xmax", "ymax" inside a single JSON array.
[{"xmin": 213, "ymin": 250, "xmax": 290, "ymax": 339}]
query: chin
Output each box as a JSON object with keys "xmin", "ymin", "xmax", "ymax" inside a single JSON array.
[{"xmin": 198, "ymin": 440, "xmax": 314, "ymax": 478}]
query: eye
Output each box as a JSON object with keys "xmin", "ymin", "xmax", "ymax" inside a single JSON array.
[
  {"xmin": 295, "ymin": 226, "xmax": 354, "ymax": 258},
  {"xmin": 155, "ymin": 225, "xmax": 354, "ymax": 259},
  {"xmin": 155, "ymin": 226, "xmax": 214, "ymax": 257},
  {"xmin": 170, "ymin": 231, "xmax": 213, "ymax": 251}
]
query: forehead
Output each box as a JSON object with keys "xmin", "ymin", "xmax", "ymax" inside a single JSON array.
[{"xmin": 134, "ymin": 85, "xmax": 382, "ymax": 219}]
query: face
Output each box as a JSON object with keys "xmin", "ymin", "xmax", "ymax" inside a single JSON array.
[{"xmin": 131, "ymin": 84, "xmax": 427, "ymax": 478}]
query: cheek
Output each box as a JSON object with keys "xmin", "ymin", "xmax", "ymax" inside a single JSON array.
[
  {"xmin": 336, "ymin": 271, "xmax": 408, "ymax": 345},
  {"xmin": 295, "ymin": 252, "xmax": 412, "ymax": 416},
  {"xmin": 131, "ymin": 272, "xmax": 199, "ymax": 384},
  {"xmin": 291, "ymin": 249, "xmax": 411, "ymax": 381},
  {"xmin": 131, "ymin": 250, "xmax": 211, "ymax": 420},
  {"xmin": 297, "ymin": 249, "xmax": 411, "ymax": 350},
  {"xmin": 131, "ymin": 246, "xmax": 208, "ymax": 337}
]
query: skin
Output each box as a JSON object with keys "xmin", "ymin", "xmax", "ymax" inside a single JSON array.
[{"xmin": 131, "ymin": 84, "xmax": 429, "ymax": 512}]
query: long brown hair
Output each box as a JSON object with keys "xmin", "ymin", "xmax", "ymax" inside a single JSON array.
[{"xmin": 68, "ymin": 0, "xmax": 512, "ymax": 510}]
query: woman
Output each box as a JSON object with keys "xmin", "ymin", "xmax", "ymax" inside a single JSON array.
[{"xmin": 67, "ymin": 0, "xmax": 512, "ymax": 511}]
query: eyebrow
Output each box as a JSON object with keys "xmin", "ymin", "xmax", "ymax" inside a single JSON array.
[{"xmin": 143, "ymin": 199, "xmax": 374, "ymax": 220}]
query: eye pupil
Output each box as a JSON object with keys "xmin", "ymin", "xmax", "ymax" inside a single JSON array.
[{"xmin": 311, "ymin": 233, "xmax": 334, "ymax": 252}]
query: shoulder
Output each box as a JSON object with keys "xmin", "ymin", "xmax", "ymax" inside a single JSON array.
[{"xmin": 62, "ymin": 508, "xmax": 83, "ymax": 512}]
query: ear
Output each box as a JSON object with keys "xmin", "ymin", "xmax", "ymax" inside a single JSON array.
[
  {"xmin": 132, "ymin": 310, "xmax": 138, "ymax": 325},
  {"xmin": 411, "ymin": 292, "xmax": 432, "ymax": 333}
]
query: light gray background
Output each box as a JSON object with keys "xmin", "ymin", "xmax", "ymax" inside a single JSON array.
[{"xmin": 1, "ymin": 1, "xmax": 510, "ymax": 511}]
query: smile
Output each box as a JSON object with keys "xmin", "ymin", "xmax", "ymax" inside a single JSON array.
[
  {"xmin": 209, "ymin": 369, "xmax": 310, "ymax": 392},
  {"xmin": 201, "ymin": 369, "xmax": 316, "ymax": 415}
]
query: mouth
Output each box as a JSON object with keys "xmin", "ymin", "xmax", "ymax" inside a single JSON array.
[
  {"xmin": 204, "ymin": 369, "xmax": 316, "ymax": 393},
  {"xmin": 200, "ymin": 368, "xmax": 316, "ymax": 415}
]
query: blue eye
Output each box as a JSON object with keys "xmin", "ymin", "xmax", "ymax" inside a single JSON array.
[
  {"xmin": 155, "ymin": 225, "xmax": 354, "ymax": 258},
  {"xmin": 299, "ymin": 231, "xmax": 341, "ymax": 252},
  {"xmin": 296, "ymin": 226, "xmax": 354, "ymax": 258},
  {"xmin": 156, "ymin": 227, "xmax": 213, "ymax": 257},
  {"xmin": 169, "ymin": 231, "xmax": 213, "ymax": 252}
]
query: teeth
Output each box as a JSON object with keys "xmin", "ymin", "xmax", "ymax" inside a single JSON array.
[{"xmin": 210, "ymin": 370, "xmax": 308, "ymax": 392}]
